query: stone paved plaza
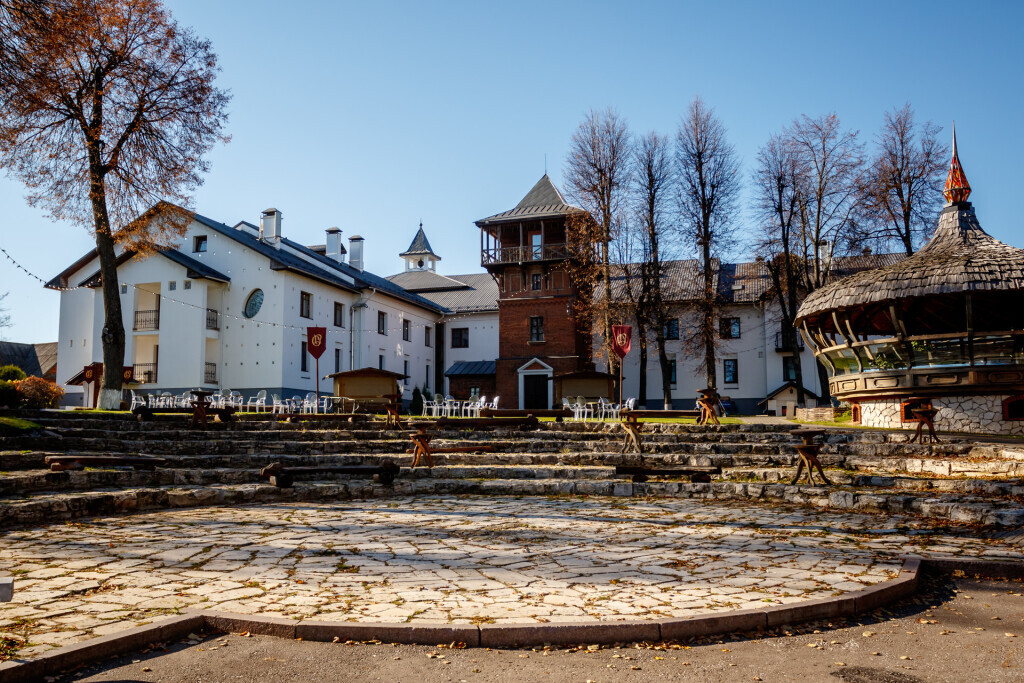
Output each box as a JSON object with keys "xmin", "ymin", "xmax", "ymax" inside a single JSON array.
[{"xmin": 2, "ymin": 495, "xmax": 1022, "ymax": 658}]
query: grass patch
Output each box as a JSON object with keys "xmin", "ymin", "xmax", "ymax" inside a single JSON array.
[{"xmin": 0, "ymin": 416, "xmax": 42, "ymax": 435}]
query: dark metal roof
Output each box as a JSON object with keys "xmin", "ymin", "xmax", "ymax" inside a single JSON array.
[
  {"xmin": 757, "ymin": 381, "xmax": 821, "ymax": 406},
  {"xmin": 475, "ymin": 175, "xmax": 586, "ymax": 226},
  {"xmin": 75, "ymin": 247, "xmax": 232, "ymax": 288},
  {"xmin": 796, "ymin": 203, "xmax": 1023, "ymax": 323},
  {"xmin": 400, "ymin": 226, "xmax": 439, "ymax": 258},
  {"xmin": 191, "ymin": 213, "xmax": 448, "ymax": 314},
  {"xmin": 445, "ymin": 360, "xmax": 496, "ymax": 376},
  {"xmin": 0, "ymin": 341, "xmax": 57, "ymax": 378},
  {"xmin": 387, "ymin": 271, "xmax": 499, "ymax": 313}
]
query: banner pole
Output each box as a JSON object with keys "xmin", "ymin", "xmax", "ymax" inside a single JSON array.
[
  {"xmin": 618, "ymin": 358, "xmax": 623, "ymax": 406},
  {"xmin": 315, "ymin": 357, "xmax": 320, "ymax": 414}
]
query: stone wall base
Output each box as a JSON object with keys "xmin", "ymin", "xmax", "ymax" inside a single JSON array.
[{"xmin": 858, "ymin": 394, "xmax": 1024, "ymax": 435}]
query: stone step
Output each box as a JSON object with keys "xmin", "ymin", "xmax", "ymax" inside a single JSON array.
[
  {"xmin": 0, "ymin": 463, "xmax": 626, "ymax": 495},
  {"xmin": 1, "ymin": 476, "xmax": 1022, "ymax": 528},
  {"xmin": 722, "ymin": 467, "xmax": 1024, "ymax": 496}
]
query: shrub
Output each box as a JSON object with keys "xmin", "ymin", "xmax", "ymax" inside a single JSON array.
[
  {"xmin": 0, "ymin": 380, "xmax": 18, "ymax": 408},
  {"xmin": 16, "ymin": 376, "xmax": 64, "ymax": 409},
  {"xmin": 410, "ymin": 386, "xmax": 423, "ymax": 417},
  {"xmin": 0, "ymin": 364, "xmax": 27, "ymax": 381}
]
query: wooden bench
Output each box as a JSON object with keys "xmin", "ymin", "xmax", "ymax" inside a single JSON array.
[
  {"xmin": 408, "ymin": 426, "xmax": 496, "ymax": 468},
  {"xmin": 618, "ymin": 410, "xmax": 701, "ymax": 454},
  {"xmin": 131, "ymin": 405, "xmax": 235, "ymax": 425},
  {"xmin": 45, "ymin": 454, "xmax": 167, "ymax": 472},
  {"xmin": 480, "ymin": 408, "xmax": 572, "ymax": 420},
  {"xmin": 410, "ymin": 416, "xmax": 540, "ymax": 431},
  {"xmin": 259, "ymin": 459, "xmax": 400, "ymax": 488},
  {"xmin": 615, "ymin": 464, "xmax": 721, "ymax": 483}
]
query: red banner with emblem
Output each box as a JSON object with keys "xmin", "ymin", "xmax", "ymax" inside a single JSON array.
[
  {"xmin": 307, "ymin": 327, "xmax": 327, "ymax": 359},
  {"xmin": 611, "ymin": 325, "xmax": 632, "ymax": 359}
]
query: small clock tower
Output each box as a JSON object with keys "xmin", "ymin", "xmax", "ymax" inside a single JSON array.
[{"xmin": 476, "ymin": 175, "xmax": 592, "ymax": 409}]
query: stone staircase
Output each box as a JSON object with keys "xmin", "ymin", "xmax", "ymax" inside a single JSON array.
[{"xmin": 1, "ymin": 411, "xmax": 1022, "ymax": 527}]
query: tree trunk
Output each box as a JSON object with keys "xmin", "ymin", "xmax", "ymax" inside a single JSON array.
[
  {"xmin": 702, "ymin": 238, "xmax": 716, "ymax": 389},
  {"xmin": 655, "ymin": 333, "xmax": 671, "ymax": 409},
  {"xmin": 90, "ymin": 165, "xmax": 125, "ymax": 410},
  {"xmin": 636, "ymin": 319, "xmax": 648, "ymax": 408}
]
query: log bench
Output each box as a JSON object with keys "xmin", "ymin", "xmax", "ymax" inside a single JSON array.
[
  {"xmin": 615, "ymin": 464, "xmax": 721, "ymax": 483},
  {"xmin": 131, "ymin": 406, "xmax": 235, "ymax": 424},
  {"xmin": 480, "ymin": 408, "xmax": 572, "ymax": 420},
  {"xmin": 410, "ymin": 416, "xmax": 540, "ymax": 431},
  {"xmin": 408, "ymin": 426, "xmax": 496, "ymax": 468},
  {"xmin": 259, "ymin": 459, "xmax": 400, "ymax": 488},
  {"xmin": 45, "ymin": 454, "xmax": 167, "ymax": 472}
]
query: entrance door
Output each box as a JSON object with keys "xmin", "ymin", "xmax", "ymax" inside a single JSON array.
[{"xmin": 523, "ymin": 374, "xmax": 548, "ymax": 409}]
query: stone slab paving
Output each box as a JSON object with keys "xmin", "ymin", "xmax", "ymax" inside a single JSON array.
[{"xmin": 1, "ymin": 495, "xmax": 1022, "ymax": 659}]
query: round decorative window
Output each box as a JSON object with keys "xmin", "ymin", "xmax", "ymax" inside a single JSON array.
[{"xmin": 244, "ymin": 289, "xmax": 264, "ymax": 318}]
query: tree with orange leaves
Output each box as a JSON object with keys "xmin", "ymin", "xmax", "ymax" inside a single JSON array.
[{"xmin": 0, "ymin": 0, "xmax": 230, "ymax": 408}]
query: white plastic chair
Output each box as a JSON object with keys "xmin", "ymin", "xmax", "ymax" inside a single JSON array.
[
  {"xmin": 271, "ymin": 393, "xmax": 286, "ymax": 414},
  {"xmin": 247, "ymin": 390, "xmax": 267, "ymax": 413},
  {"xmin": 561, "ymin": 397, "xmax": 577, "ymax": 421},
  {"xmin": 489, "ymin": 396, "xmax": 499, "ymax": 410},
  {"xmin": 422, "ymin": 398, "xmax": 435, "ymax": 417},
  {"xmin": 130, "ymin": 391, "xmax": 146, "ymax": 411},
  {"xmin": 575, "ymin": 396, "xmax": 592, "ymax": 421},
  {"xmin": 302, "ymin": 392, "xmax": 317, "ymax": 413}
]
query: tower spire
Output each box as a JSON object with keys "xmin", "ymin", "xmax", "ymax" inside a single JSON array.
[{"xmin": 943, "ymin": 122, "xmax": 971, "ymax": 204}]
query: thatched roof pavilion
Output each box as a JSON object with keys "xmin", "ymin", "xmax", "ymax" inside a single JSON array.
[{"xmin": 794, "ymin": 130, "xmax": 1024, "ymax": 428}]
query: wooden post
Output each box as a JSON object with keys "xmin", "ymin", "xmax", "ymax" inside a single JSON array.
[{"xmin": 618, "ymin": 361, "xmax": 623, "ymax": 406}]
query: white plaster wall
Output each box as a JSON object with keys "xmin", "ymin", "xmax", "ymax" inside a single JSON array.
[
  {"xmin": 53, "ymin": 216, "xmax": 445, "ymax": 403},
  {"xmin": 442, "ymin": 311, "xmax": 499, "ymax": 395}
]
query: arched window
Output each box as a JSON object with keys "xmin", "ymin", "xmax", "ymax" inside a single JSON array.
[
  {"xmin": 1002, "ymin": 394, "xmax": 1024, "ymax": 421},
  {"xmin": 851, "ymin": 403, "xmax": 862, "ymax": 424}
]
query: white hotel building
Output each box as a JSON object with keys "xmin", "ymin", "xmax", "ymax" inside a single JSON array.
[{"xmin": 50, "ymin": 178, "xmax": 894, "ymax": 412}]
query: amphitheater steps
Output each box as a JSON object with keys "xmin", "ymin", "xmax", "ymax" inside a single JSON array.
[{"xmin": 2, "ymin": 476, "xmax": 1022, "ymax": 528}]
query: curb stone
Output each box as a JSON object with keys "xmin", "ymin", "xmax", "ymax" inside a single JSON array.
[{"xmin": 0, "ymin": 556, "xmax": 1015, "ymax": 681}]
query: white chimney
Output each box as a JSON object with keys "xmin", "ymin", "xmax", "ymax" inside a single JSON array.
[
  {"xmin": 261, "ymin": 208, "xmax": 282, "ymax": 246},
  {"xmin": 348, "ymin": 235, "xmax": 364, "ymax": 271},
  {"xmin": 326, "ymin": 227, "xmax": 344, "ymax": 263}
]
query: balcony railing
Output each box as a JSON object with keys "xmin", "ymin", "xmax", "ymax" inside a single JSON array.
[
  {"xmin": 134, "ymin": 309, "xmax": 159, "ymax": 331},
  {"xmin": 206, "ymin": 308, "xmax": 219, "ymax": 330},
  {"xmin": 776, "ymin": 331, "xmax": 805, "ymax": 353},
  {"xmin": 482, "ymin": 243, "xmax": 569, "ymax": 266},
  {"xmin": 204, "ymin": 362, "xmax": 217, "ymax": 384},
  {"xmin": 133, "ymin": 363, "xmax": 158, "ymax": 384}
]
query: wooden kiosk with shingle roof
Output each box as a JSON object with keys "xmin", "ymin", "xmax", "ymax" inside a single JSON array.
[{"xmin": 795, "ymin": 130, "xmax": 1024, "ymax": 435}]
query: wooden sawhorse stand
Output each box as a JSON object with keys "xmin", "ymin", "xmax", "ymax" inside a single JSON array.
[{"xmin": 790, "ymin": 428, "xmax": 832, "ymax": 486}]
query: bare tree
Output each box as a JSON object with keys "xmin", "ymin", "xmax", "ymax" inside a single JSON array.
[
  {"xmin": 0, "ymin": 0, "xmax": 230, "ymax": 408},
  {"xmin": 564, "ymin": 108, "xmax": 631, "ymax": 372},
  {"xmin": 858, "ymin": 104, "xmax": 947, "ymax": 255},
  {"xmin": 753, "ymin": 133, "xmax": 810, "ymax": 405},
  {"xmin": 783, "ymin": 113, "xmax": 863, "ymax": 400},
  {"xmin": 787, "ymin": 113, "xmax": 863, "ymax": 291},
  {"xmin": 676, "ymin": 97, "xmax": 741, "ymax": 390},
  {"xmin": 0, "ymin": 292, "xmax": 10, "ymax": 339},
  {"xmin": 632, "ymin": 131, "xmax": 676, "ymax": 408}
]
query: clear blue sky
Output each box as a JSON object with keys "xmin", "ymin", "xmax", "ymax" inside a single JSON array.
[{"xmin": 2, "ymin": 0, "xmax": 1022, "ymax": 343}]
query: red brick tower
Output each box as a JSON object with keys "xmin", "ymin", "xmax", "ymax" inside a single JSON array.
[{"xmin": 476, "ymin": 175, "xmax": 592, "ymax": 409}]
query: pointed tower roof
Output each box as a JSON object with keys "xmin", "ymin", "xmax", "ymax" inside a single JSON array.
[
  {"xmin": 796, "ymin": 132, "xmax": 1024, "ymax": 325},
  {"xmin": 399, "ymin": 223, "xmax": 440, "ymax": 259},
  {"xmin": 943, "ymin": 123, "xmax": 972, "ymax": 204},
  {"xmin": 514, "ymin": 174, "xmax": 568, "ymax": 209},
  {"xmin": 475, "ymin": 174, "xmax": 585, "ymax": 226}
]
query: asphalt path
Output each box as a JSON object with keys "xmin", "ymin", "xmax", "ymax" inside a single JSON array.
[{"xmin": 71, "ymin": 576, "xmax": 1024, "ymax": 683}]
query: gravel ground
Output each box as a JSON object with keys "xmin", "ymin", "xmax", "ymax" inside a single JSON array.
[{"xmin": 66, "ymin": 576, "xmax": 1024, "ymax": 683}]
